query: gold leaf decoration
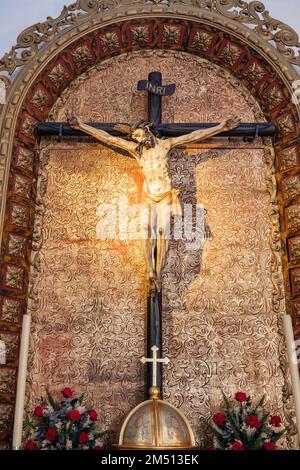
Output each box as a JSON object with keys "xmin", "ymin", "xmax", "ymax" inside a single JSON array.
[
  {"xmin": 7, "ymin": 234, "xmax": 26, "ymax": 258},
  {"xmin": 263, "ymin": 87, "xmax": 285, "ymax": 111},
  {"xmin": 48, "ymin": 64, "xmax": 68, "ymax": 87},
  {"xmin": 283, "ymin": 176, "xmax": 300, "ymax": 199},
  {"xmin": 287, "ymin": 205, "xmax": 300, "ymax": 230},
  {"xmin": 10, "ymin": 205, "xmax": 28, "ymax": 228},
  {"xmin": 220, "ymin": 43, "xmax": 242, "ymax": 66},
  {"xmin": 4, "ymin": 265, "xmax": 24, "ymax": 290},
  {"xmin": 0, "ymin": 298, "xmax": 21, "ymax": 323},
  {"xmin": 277, "ymin": 115, "xmax": 295, "ymax": 137},
  {"xmin": 16, "ymin": 148, "xmax": 34, "ymax": 173},
  {"xmin": 0, "ymin": 369, "xmax": 16, "ymax": 394},
  {"xmin": 243, "ymin": 61, "xmax": 266, "ymax": 87},
  {"xmin": 21, "ymin": 117, "xmax": 36, "ymax": 137},
  {"xmin": 31, "ymin": 88, "xmax": 48, "ymax": 111},
  {"xmin": 72, "ymin": 46, "xmax": 92, "ymax": 66},
  {"xmin": 192, "ymin": 31, "xmax": 213, "ymax": 52},
  {"xmin": 131, "ymin": 26, "xmax": 150, "ymax": 45},
  {"xmin": 14, "ymin": 175, "xmax": 31, "ymax": 199},
  {"xmin": 100, "ymin": 32, "xmax": 120, "ymax": 53},
  {"xmin": 280, "ymin": 147, "xmax": 298, "ymax": 171},
  {"xmin": 162, "ymin": 25, "xmax": 181, "ymax": 44}
]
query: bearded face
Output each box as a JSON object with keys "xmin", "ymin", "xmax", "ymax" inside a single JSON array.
[{"xmin": 131, "ymin": 126, "xmax": 156, "ymax": 149}]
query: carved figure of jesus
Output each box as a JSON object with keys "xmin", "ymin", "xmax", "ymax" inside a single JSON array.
[{"xmin": 68, "ymin": 116, "xmax": 240, "ymax": 290}]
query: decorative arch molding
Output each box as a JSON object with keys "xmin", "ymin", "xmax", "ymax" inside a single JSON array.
[{"xmin": 0, "ymin": 0, "xmax": 300, "ymax": 448}]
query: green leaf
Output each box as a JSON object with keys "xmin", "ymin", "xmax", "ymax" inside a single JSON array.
[
  {"xmin": 94, "ymin": 431, "xmax": 108, "ymax": 439},
  {"xmin": 25, "ymin": 419, "xmax": 35, "ymax": 430},
  {"xmin": 78, "ymin": 394, "xmax": 84, "ymax": 406},
  {"xmin": 260, "ymin": 411, "xmax": 270, "ymax": 426},
  {"xmin": 222, "ymin": 391, "xmax": 233, "ymax": 412},
  {"xmin": 248, "ymin": 435, "xmax": 263, "ymax": 450},
  {"xmin": 207, "ymin": 422, "xmax": 224, "ymax": 437},
  {"xmin": 46, "ymin": 388, "xmax": 59, "ymax": 411},
  {"xmin": 273, "ymin": 429, "xmax": 286, "ymax": 442},
  {"xmin": 254, "ymin": 395, "xmax": 265, "ymax": 413}
]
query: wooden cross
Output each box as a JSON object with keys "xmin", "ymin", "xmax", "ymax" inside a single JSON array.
[
  {"xmin": 36, "ymin": 72, "xmax": 277, "ymax": 397},
  {"xmin": 36, "ymin": 72, "xmax": 276, "ymax": 138},
  {"xmin": 141, "ymin": 346, "xmax": 170, "ymax": 388}
]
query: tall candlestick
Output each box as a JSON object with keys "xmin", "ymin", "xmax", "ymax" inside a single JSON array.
[
  {"xmin": 282, "ymin": 314, "xmax": 300, "ymax": 443},
  {"xmin": 12, "ymin": 314, "xmax": 31, "ymax": 450}
]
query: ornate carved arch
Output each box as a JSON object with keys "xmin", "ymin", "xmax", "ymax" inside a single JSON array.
[{"xmin": 0, "ymin": 0, "xmax": 300, "ymax": 448}]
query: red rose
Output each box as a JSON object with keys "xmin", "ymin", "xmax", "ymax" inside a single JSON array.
[
  {"xmin": 25, "ymin": 439, "xmax": 35, "ymax": 450},
  {"xmin": 234, "ymin": 392, "xmax": 248, "ymax": 402},
  {"xmin": 67, "ymin": 409, "xmax": 81, "ymax": 421},
  {"xmin": 213, "ymin": 412, "xmax": 226, "ymax": 426},
  {"xmin": 93, "ymin": 445, "xmax": 103, "ymax": 451},
  {"xmin": 78, "ymin": 432, "xmax": 89, "ymax": 444},
  {"xmin": 245, "ymin": 415, "xmax": 261, "ymax": 429},
  {"xmin": 34, "ymin": 406, "xmax": 44, "ymax": 417},
  {"xmin": 88, "ymin": 410, "xmax": 98, "ymax": 421},
  {"xmin": 263, "ymin": 441, "xmax": 276, "ymax": 451},
  {"xmin": 231, "ymin": 441, "xmax": 245, "ymax": 450},
  {"xmin": 45, "ymin": 428, "xmax": 57, "ymax": 442},
  {"xmin": 270, "ymin": 416, "xmax": 281, "ymax": 427},
  {"xmin": 62, "ymin": 387, "xmax": 73, "ymax": 398}
]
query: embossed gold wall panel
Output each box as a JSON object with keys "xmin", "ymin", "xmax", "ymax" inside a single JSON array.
[{"xmin": 26, "ymin": 52, "xmax": 290, "ymax": 447}]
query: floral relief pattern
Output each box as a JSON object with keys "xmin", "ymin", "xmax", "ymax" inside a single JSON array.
[
  {"xmin": 10, "ymin": 204, "xmax": 28, "ymax": 228},
  {"xmin": 191, "ymin": 31, "xmax": 214, "ymax": 52},
  {"xmin": 14, "ymin": 175, "xmax": 31, "ymax": 199},
  {"xmin": 0, "ymin": 368, "xmax": 16, "ymax": 394},
  {"xmin": 27, "ymin": 52, "xmax": 289, "ymax": 448},
  {"xmin": 100, "ymin": 32, "xmax": 120, "ymax": 53},
  {"xmin": 0, "ymin": 333, "xmax": 19, "ymax": 361},
  {"xmin": 4, "ymin": 265, "xmax": 24, "ymax": 290},
  {"xmin": 130, "ymin": 26, "xmax": 150, "ymax": 45},
  {"xmin": 7, "ymin": 234, "xmax": 26, "ymax": 258},
  {"xmin": 15, "ymin": 148, "xmax": 34, "ymax": 173},
  {"xmin": 279, "ymin": 146, "xmax": 298, "ymax": 171},
  {"xmin": 219, "ymin": 43, "xmax": 243, "ymax": 66},
  {"xmin": 242, "ymin": 61, "xmax": 267, "ymax": 88},
  {"xmin": 286, "ymin": 205, "xmax": 300, "ymax": 231},
  {"xmin": 0, "ymin": 298, "xmax": 22, "ymax": 323},
  {"xmin": 48, "ymin": 64, "xmax": 69, "ymax": 87},
  {"xmin": 71, "ymin": 46, "xmax": 92, "ymax": 67},
  {"xmin": 282, "ymin": 176, "xmax": 300, "ymax": 200}
]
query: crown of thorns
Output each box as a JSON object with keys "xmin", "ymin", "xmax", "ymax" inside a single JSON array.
[{"xmin": 113, "ymin": 121, "xmax": 156, "ymax": 136}]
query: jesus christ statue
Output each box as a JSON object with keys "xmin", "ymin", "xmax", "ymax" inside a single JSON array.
[{"xmin": 68, "ymin": 115, "xmax": 241, "ymax": 291}]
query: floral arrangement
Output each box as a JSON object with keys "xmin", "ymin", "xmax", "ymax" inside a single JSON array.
[
  {"xmin": 25, "ymin": 387, "xmax": 107, "ymax": 450},
  {"xmin": 209, "ymin": 391, "xmax": 286, "ymax": 450}
]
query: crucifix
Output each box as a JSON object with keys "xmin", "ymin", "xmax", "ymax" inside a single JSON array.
[
  {"xmin": 36, "ymin": 71, "xmax": 277, "ymax": 396},
  {"xmin": 141, "ymin": 346, "xmax": 170, "ymax": 388}
]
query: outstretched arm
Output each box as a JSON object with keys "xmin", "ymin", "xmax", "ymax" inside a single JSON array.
[
  {"xmin": 68, "ymin": 115, "xmax": 137, "ymax": 155},
  {"xmin": 169, "ymin": 116, "xmax": 241, "ymax": 149}
]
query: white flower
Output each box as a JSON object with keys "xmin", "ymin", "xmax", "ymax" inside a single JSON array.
[
  {"xmin": 66, "ymin": 439, "xmax": 73, "ymax": 450},
  {"xmin": 271, "ymin": 425, "xmax": 285, "ymax": 433},
  {"xmin": 77, "ymin": 406, "xmax": 86, "ymax": 414}
]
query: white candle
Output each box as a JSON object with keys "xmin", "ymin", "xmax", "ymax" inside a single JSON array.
[
  {"xmin": 282, "ymin": 314, "xmax": 300, "ymax": 443},
  {"xmin": 12, "ymin": 314, "xmax": 31, "ymax": 450}
]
